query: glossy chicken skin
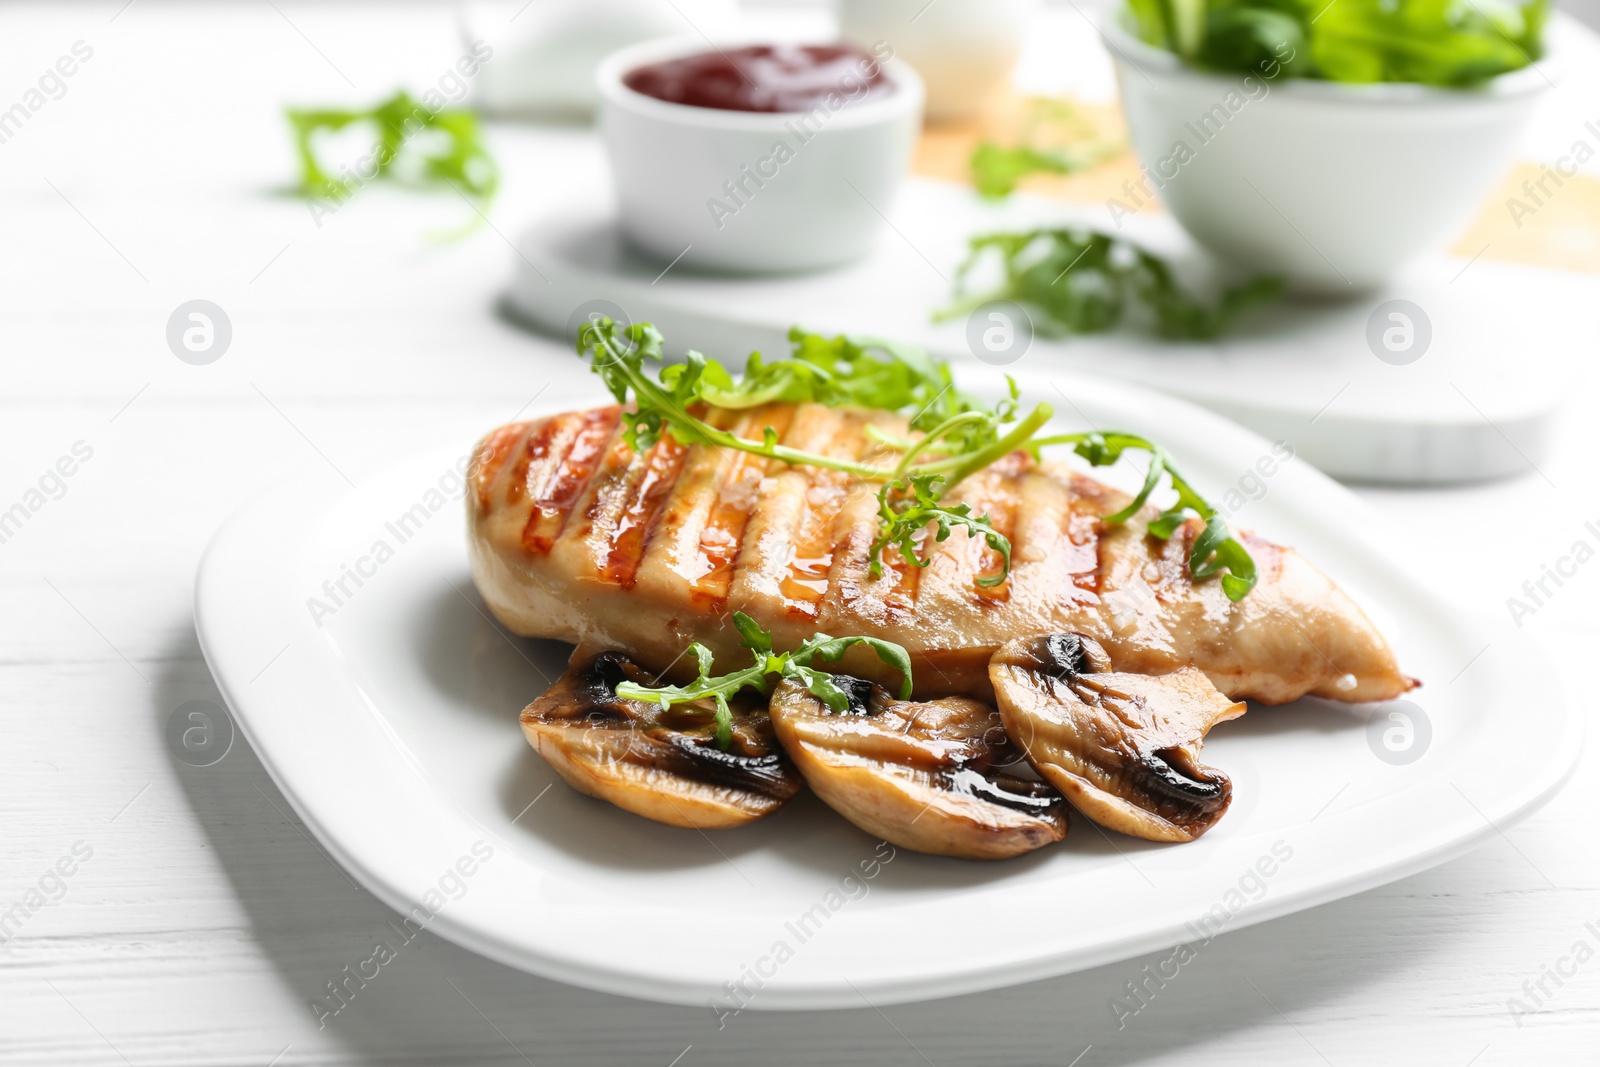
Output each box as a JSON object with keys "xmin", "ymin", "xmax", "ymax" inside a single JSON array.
[{"xmin": 467, "ymin": 402, "xmax": 1413, "ymax": 705}]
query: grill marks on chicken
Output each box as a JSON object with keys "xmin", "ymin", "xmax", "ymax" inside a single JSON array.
[
  {"xmin": 690, "ymin": 407, "xmax": 790, "ymax": 603},
  {"xmin": 524, "ymin": 406, "xmax": 621, "ymax": 555},
  {"xmin": 469, "ymin": 402, "xmax": 1413, "ymax": 705},
  {"xmin": 473, "ymin": 404, "xmax": 1103, "ymax": 632},
  {"xmin": 760, "ymin": 406, "xmax": 877, "ymax": 619}
]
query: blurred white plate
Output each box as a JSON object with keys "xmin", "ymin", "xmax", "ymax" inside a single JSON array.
[{"xmin": 195, "ymin": 367, "xmax": 1578, "ymax": 1009}]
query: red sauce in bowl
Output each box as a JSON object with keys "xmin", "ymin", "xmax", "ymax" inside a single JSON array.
[{"xmin": 623, "ymin": 44, "xmax": 894, "ymax": 114}]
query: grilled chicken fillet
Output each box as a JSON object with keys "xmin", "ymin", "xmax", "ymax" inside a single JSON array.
[{"xmin": 467, "ymin": 402, "xmax": 1412, "ymax": 705}]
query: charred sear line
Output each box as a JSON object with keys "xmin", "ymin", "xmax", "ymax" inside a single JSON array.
[
  {"xmin": 769, "ymin": 678, "xmax": 1069, "ymax": 860},
  {"xmin": 589, "ymin": 650, "xmax": 642, "ymax": 692},
  {"xmin": 543, "ymin": 650, "xmax": 653, "ymax": 720},
  {"xmin": 1142, "ymin": 745, "xmax": 1228, "ymax": 803},
  {"xmin": 601, "ymin": 434, "xmax": 690, "ymax": 588},
  {"xmin": 472, "ymin": 421, "xmax": 530, "ymax": 515},
  {"xmin": 827, "ymin": 674, "xmax": 875, "ymax": 716},
  {"xmin": 1127, "ymin": 744, "xmax": 1232, "ymax": 834},
  {"xmin": 1044, "ymin": 633, "xmax": 1092, "ymax": 678},
  {"xmin": 656, "ymin": 733, "xmax": 795, "ymax": 799},
  {"xmin": 940, "ymin": 766, "xmax": 1063, "ymax": 817},
  {"xmin": 523, "ymin": 406, "xmax": 624, "ymax": 554},
  {"xmin": 508, "ymin": 417, "xmax": 565, "ymax": 506},
  {"xmin": 564, "ymin": 655, "xmax": 792, "ymax": 795}
]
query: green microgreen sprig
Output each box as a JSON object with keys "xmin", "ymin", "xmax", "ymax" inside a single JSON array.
[
  {"xmin": 939, "ymin": 229, "xmax": 1282, "ymax": 341},
  {"xmin": 575, "ymin": 318, "xmax": 1257, "ymax": 601},
  {"xmin": 615, "ymin": 612, "xmax": 914, "ymax": 747},
  {"xmin": 969, "ymin": 98, "xmax": 1123, "ymax": 199},
  {"xmin": 869, "ymin": 474, "xmax": 1011, "ymax": 588},
  {"xmin": 1035, "ymin": 431, "xmax": 1259, "ymax": 600},
  {"xmin": 1127, "ymin": 0, "xmax": 1547, "ymax": 86},
  {"xmin": 285, "ymin": 91, "xmax": 497, "ymax": 215}
]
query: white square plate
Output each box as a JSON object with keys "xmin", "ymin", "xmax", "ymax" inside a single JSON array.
[{"xmin": 195, "ymin": 367, "xmax": 1579, "ymax": 1009}]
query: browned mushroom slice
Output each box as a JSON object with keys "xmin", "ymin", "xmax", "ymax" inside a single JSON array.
[
  {"xmin": 768, "ymin": 676, "xmax": 1068, "ymax": 860},
  {"xmin": 520, "ymin": 651, "xmax": 801, "ymax": 829},
  {"xmin": 990, "ymin": 633, "xmax": 1246, "ymax": 843}
]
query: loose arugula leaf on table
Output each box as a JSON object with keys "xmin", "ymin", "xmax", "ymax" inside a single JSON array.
[
  {"xmin": 575, "ymin": 317, "xmax": 1257, "ymax": 600},
  {"xmin": 939, "ymin": 228, "xmax": 1282, "ymax": 340},
  {"xmin": 614, "ymin": 612, "xmax": 915, "ymax": 747},
  {"xmin": 285, "ymin": 90, "xmax": 498, "ymax": 208}
]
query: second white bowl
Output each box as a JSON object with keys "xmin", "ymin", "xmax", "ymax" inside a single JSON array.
[{"xmin": 1101, "ymin": 14, "xmax": 1556, "ymax": 293}]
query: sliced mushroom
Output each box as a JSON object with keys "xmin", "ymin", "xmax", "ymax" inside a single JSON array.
[
  {"xmin": 520, "ymin": 651, "xmax": 801, "ymax": 829},
  {"xmin": 768, "ymin": 676, "xmax": 1068, "ymax": 860},
  {"xmin": 990, "ymin": 633, "xmax": 1245, "ymax": 842}
]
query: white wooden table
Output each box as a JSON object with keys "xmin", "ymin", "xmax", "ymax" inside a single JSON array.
[{"xmin": 3, "ymin": 3, "xmax": 1597, "ymax": 1064}]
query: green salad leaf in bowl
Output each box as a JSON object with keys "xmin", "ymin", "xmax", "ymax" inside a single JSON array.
[{"xmin": 1125, "ymin": 0, "xmax": 1548, "ymax": 85}]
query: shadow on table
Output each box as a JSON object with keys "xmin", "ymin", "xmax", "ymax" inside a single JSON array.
[{"xmin": 161, "ymin": 622, "xmax": 1445, "ymax": 1067}]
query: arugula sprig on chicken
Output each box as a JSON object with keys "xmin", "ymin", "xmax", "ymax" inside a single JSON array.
[{"xmin": 575, "ymin": 317, "xmax": 1257, "ymax": 601}]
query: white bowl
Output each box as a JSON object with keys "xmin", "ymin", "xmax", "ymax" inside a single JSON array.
[
  {"xmin": 596, "ymin": 37, "xmax": 925, "ymax": 274},
  {"xmin": 1101, "ymin": 14, "xmax": 1557, "ymax": 293}
]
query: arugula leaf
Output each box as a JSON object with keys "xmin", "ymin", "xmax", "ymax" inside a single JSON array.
[
  {"xmin": 614, "ymin": 612, "xmax": 914, "ymax": 746},
  {"xmin": 1128, "ymin": 0, "xmax": 1175, "ymax": 49},
  {"xmin": 789, "ymin": 633, "xmax": 915, "ymax": 713},
  {"xmin": 971, "ymin": 144, "xmax": 1076, "ymax": 199},
  {"xmin": 733, "ymin": 611, "xmax": 773, "ymax": 658},
  {"xmin": 1169, "ymin": 0, "xmax": 1210, "ymax": 56},
  {"xmin": 1032, "ymin": 430, "xmax": 1259, "ymax": 600},
  {"xmin": 577, "ymin": 319, "xmax": 943, "ymax": 479},
  {"xmin": 576, "ymin": 317, "xmax": 1257, "ymax": 599},
  {"xmin": 285, "ymin": 91, "xmax": 497, "ymax": 208},
  {"xmin": 1127, "ymin": 247, "xmax": 1286, "ymax": 340},
  {"xmin": 1312, "ymin": 0, "xmax": 1543, "ymax": 84},
  {"xmin": 969, "ymin": 99, "xmax": 1124, "ymax": 199},
  {"xmin": 1126, "ymin": 0, "xmax": 1546, "ymax": 85},
  {"xmin": 1197, "ymin": 7, "xmax": 1309, "ymax": 74},
  {"xmin": 665, "ymin": 327, "xmax": 966, "ymax": 418},
  {"xmin": 869, "ymin": 474, "xmax": 1012, "ymax": 587},
  {"xmin": 943, "ymin": 230, "xmax": 1126, "ymax": 336},
  {"xmin": 940, "ymin": 229, "xmax": 1282, "ymax": 341}
]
